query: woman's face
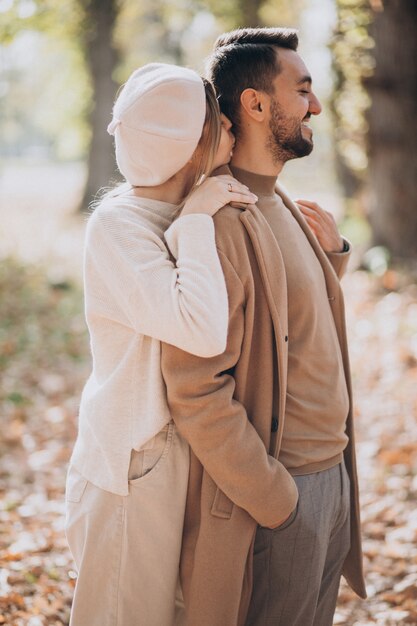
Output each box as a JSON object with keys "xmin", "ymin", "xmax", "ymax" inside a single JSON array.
[{"xmin": 212, "ymin": 114, "xmax": 235, "ymax": 170}]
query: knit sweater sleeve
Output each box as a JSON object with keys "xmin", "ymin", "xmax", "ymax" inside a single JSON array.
[{"xmin": 84, "ymin": 205, "xmax": 228, "ymax": 357}]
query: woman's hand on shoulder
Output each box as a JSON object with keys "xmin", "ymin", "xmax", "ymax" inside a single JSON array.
[{"xmin": 180, "ymin": 175, "xmax": 258, "ymax": 218}]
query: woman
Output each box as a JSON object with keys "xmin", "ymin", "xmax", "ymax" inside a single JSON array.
[{"xmin": 65, "ymin": 63, "xmax": 257, "ymax": 626}]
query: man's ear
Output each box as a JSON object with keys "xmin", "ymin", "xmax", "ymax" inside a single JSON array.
[{"xmin": 240, "ymin": 88, "xmax": 266, "ymax": 122}]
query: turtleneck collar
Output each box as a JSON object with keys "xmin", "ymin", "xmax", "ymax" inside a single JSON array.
[{"xmin": 230, "ymin": 165, "xmax": 278, "ymax": 198}]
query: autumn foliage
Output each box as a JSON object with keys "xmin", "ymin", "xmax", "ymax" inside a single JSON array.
[{"xmin": 1, "ymin": 260, "xmax": 417, "ymax": 624}]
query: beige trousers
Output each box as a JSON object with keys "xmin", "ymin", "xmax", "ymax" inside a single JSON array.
[{"xmin": 65, "ymin": 422, "xmax": 189, "ymax": 626}]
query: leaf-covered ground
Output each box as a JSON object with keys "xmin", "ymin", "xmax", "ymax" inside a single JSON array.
[
  {"xmin": 0, "ymin": 259, "xmax": 89, "ymax": 625},
  {"xmin": 335, "ymin": 271, "xmax": 417, "ymax": 626},
  {"xmin": 1, "ymin": 258, "xmax": 417, "ymax": 625}
]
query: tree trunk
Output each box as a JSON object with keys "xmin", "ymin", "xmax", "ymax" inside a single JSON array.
[
  {"xmin": 367, "ymin": 0, "xmax": 417, "ymax": 262},
  {"xmin": 142, "ymin": 2, "xmax": 185, "ymax": 65},
  {"xmin": 237, "ymin": 0, "xmax": 263, "ymax": 27},
  {"xmin": 79, "ymin": 0, "xmax": 120, "ymax": 212}
]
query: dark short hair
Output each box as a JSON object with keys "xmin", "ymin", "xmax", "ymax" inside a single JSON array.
[{"xmin": 207, "ymin": 27, "xmax": 299, "ymax": 133}]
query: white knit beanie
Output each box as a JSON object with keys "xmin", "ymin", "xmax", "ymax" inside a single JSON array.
[{"xmin": 107, "ymin": 63, "xmax": 206, "ymax": 187}]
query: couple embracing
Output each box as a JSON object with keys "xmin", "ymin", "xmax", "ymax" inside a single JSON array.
[{"xmin": 65, "ymin": 26, "xmax": 366, "ymax": 626}]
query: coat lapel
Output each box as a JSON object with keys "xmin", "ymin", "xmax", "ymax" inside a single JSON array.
[
  {"xmin": 238, "ymin": 206, "xmax": 289, "ymax": 446},
  {"xmin": 236, "ymin": 186, "xmax": 349, "ymax": 438}
]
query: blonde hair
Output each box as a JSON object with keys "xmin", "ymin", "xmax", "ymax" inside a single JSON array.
[
  {"xmin": 184, "ymin": 79, "xmax": 222, "ymax": 194},
  {"xmin": 91, "ymin": 78, "xmax": 222, "ymax": 213}
]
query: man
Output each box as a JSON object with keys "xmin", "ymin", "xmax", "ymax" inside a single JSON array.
[{"xmin": 161, "ymin": 27, "xmax": 366, "ymax": 626}]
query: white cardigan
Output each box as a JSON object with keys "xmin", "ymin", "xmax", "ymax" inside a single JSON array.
[{"xmin": 70, "ymin": 194, "xmax": 228, "ymax": 495}]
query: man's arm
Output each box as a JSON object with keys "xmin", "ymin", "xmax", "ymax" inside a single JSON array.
[
  {"xmin": 325, "ymin": 238, "xmax": 351, "ymax": 279},
  {"xmin": 161, "ymin": 250, "xmax": 298, "ymax": 528}
]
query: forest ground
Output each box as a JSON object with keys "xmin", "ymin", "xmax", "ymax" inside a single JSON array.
[{"xmin": 1, "ymin": 162, "xmax": 417, "ymax": 625}]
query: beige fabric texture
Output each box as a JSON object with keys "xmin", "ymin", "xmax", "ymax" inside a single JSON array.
[
  {"xmin": 230, "ymin": 167, "xmax": 350, "ymax": 474},
  {"xmin": 70, "ymin": 194, "xmax": 228, "ymax": 496},
  {"xmin": 66, "ymin": 422, "xmax": 189, "ymax": 626},
  {"xmin": 108, "ymin": 63, "xmax": 206, "ymax": 186},
  {"xmin": 161, "ymin": 179, "xmax": 366, "ymax": 626}
]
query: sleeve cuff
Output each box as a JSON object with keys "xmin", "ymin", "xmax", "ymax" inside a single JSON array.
[
  {"xmin": 326, "ymin": 238, "xmax": 352, "ymax": 278},
  {"xmin": 341, "ymin": 238, "xmax": 350, "ymax": 254},
  {"xmin": 327, "ymin": 237, "xmax": 350, "ymax": 256}
]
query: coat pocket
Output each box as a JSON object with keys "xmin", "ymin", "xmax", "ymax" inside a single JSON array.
[
  {"xmin": 270, "ymin": 500, "xmax": 299, "ymax": 532},
  {"xmin": 211, "ymin": 487, "xmax": 234, "ymax": 519}
]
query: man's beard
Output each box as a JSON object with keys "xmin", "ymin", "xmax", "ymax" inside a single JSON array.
[{"xmin": 267, "ymin": 97, "xmax": 313, "ymax": 165}]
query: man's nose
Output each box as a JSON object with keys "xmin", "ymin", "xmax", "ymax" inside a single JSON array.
[{"xmin": 309, "ymin": 92, "xmax": 322, "ymax": 116}]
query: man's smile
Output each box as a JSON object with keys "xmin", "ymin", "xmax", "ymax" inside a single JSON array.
[{"xmin": 301, "ymin": 118, "xmax": 313, "ymax": 135}]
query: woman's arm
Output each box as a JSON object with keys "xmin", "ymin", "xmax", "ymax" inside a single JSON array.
[
  {"xmin": 85, "ymin": 177, "xmax": 257, "ymax": 357},
  {"xmin": 84, "ymin": 204, "xmax": 228, "ymax": 357}
]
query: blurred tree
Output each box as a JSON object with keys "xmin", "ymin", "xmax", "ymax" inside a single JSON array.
[
  {"xmin": 1, "ymin": 0, "xmax": 304, "ymax": 213},
  {"xmin": 1, "ymin": 0, "xmax": 203, "ymax": 211},
  {"xmin": 205, "ymin": 0, "xmax": 303, "ymax": 30},
  {"xmin": 331, "ymin": 1, "xmax": 374, "ymax": 199},
  {"xmin": 0, "ymin": 0, "xmax": 120, "ymax": 207},
  {"xmin": 0, "ymin": 0, "xmax": 90, "ymax": 160},
  {"xmin": 79, "ymin": 0, "xmax": 120, "ymax": 211},
  {"xmin": 234, "ymin": 0, "xmax": 264, "ymax": 26},
  {"xmin": 332, "ymin": 0, "xmax": 417, "ymax": 263},
  {"xmin": 115, "ymin": 0, "xmax": 195, "ymax": 74},
  {"xmin": 367, "ymin": 0, "xmax": 417, "ymax": 262}
]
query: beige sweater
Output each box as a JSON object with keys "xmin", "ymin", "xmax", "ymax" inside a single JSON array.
[
  {"xmin": 70, "ymin": 194, "xmax": 228, "ymax": 495},
  {"xmin": 230, "ymin": 167, "xmax": 349, "ymax": 474}
]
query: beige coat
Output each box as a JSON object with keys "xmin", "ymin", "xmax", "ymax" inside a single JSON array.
[{"xmin": 161, "ymin": 184, "xmax": 366, "ymax": 626}]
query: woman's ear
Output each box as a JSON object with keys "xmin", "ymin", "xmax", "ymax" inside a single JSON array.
[{"xmin": 240, "ymin": 89, "xmax": 266, "ymax": 122}]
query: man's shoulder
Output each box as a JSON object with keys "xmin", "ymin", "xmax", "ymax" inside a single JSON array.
[
  {"xmin": 213, "ymin": 204, "xmax": 250, "ymax": 250},
  {"xmin": 212, "ymin": 205, "xmax": 254, "ymax": 279},
  {"xmin": 213, "ymin": 204, "xmax": 247, "ymax": 237},
  {"xmin": 213, "ymin": 203, "xmax": 244, "ymax": 222}
]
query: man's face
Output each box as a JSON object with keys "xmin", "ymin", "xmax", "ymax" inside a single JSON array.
[{"xmin": 266, "ymin": 48, "xmax": 322, "ymax": 164}]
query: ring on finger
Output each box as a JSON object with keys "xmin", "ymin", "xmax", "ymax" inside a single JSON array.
[{"xmin": 228, "ymin": 183, "xmax": 233, "ymax": 192}]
